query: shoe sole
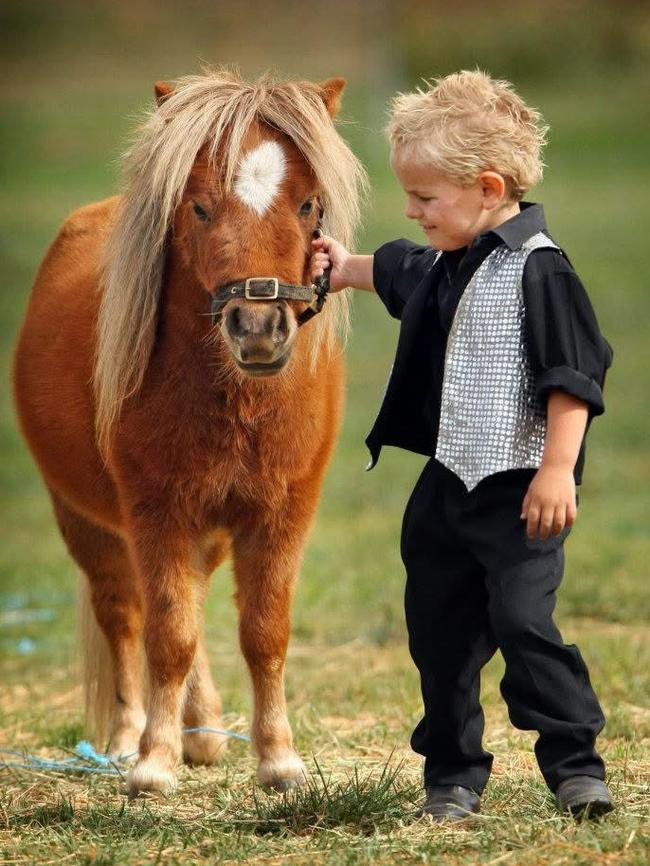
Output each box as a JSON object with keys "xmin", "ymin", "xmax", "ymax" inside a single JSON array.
[{"xmin": 416, "ymin": 807, "xmax": 480, "ymax": 822}]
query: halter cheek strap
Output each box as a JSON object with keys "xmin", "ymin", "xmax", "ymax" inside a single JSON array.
[{"xmin": 295, "ymin": 267, "xmax": 330, "ymax": 325}]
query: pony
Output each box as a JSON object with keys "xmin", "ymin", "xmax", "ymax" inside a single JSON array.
[{"xmin": 12, "ymin": 69, "xmax": 366, "ymax": 798}]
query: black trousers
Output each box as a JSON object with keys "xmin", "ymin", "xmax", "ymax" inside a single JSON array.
[{"xmin": 401, "ymin": 458, "xmax": 606, "ymax": 795}]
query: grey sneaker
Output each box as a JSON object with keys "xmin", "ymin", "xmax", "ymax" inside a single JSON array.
[{"xmin": 555, "ymin": 776, "xmax": 614, "ymax": 819}]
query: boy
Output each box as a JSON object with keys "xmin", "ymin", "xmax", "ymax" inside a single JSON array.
[{"xmin": 311, "ymin": 71, "xmax": 614, "ymax": 820}]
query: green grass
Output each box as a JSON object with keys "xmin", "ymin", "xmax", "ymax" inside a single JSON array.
[
  {"xmin": 2, "ymin": 630, "xmax": 649, "ymax": 864},
  {"xmin": 1, "ymin": 4, "xmax": 649, "ymax": 864}
]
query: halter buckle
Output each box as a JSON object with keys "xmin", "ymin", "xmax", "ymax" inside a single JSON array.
[{"xmin": 245, "ymin": 277, "xmax": 279, "ymax": 300}]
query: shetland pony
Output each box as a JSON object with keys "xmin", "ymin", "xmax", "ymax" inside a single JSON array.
[{"xmin": 13, "ymin": 70, "xmax": 365, "ymax": 798}]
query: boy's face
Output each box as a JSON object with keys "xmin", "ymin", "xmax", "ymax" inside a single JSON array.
[{"xmin": 392, "ymin": 159, "xmax": 497, "ymax": 251}]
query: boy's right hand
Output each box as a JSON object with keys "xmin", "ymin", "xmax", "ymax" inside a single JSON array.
[{"xmin": 310, "ymin": 235, "xmax": 351, "ymax": 292}]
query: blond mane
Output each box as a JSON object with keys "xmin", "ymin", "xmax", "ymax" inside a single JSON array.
[{"xmin": 94, "ymin": 68, "xmax": 367, "ymax": 451}]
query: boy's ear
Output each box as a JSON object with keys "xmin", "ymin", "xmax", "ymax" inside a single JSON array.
[
  {"xmin": 479, "ymin": 171, "xmax": 507, "ymax": 207},
  {"xmin": 319, "ymin": 78, "xmax": 346, "ymax": 117},
  {"xmin": 154, "ymin": 81, "xmax": 174, "ymax": 106}
]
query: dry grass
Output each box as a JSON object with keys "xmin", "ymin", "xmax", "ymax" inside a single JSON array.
[
  {"xmin": 2, "ymin": 11, "xmax": 649, "ymax": 864},
  {"xmin": 2, "ymin": 623, "xmax": 649, "ymax": 865}
]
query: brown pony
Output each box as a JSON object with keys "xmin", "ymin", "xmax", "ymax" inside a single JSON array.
[{"xmin": 12, "ymin": 70, "xmax": 365, "ymax": 798}]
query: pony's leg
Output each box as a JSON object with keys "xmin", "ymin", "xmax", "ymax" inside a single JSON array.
[
  {"xmin": 181, "ymin": 572, "xmax": 227, "ymax": 764},
  {"xmin": 182, "ymin": 536, "xmax": 231, "ymax": 765},
  {"xmin": 51, "ymin": 494, "xmax": 145, "ymax": 759},
  {"xmin": 125, "ymin": 521, "xmax": 200, "ymax": 797},
  {"xmin": 181, "ymin": 629, "xmax": 229, "ymax": 764},
  {"xmin": 233, "ymin": 508, "xmax": 312, "ymax": 790}
]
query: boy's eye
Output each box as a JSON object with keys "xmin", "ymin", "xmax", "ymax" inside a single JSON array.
[
  {"xmin": 418, "ymin": 195, "xmax": 434, "ymax": 202},
  {"xmin": 192, "ymin": 201, "xmax": 211, "ymax": 222}
]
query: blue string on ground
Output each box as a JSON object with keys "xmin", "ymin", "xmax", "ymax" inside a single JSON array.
[
  {"xmin": 183, "ymin": 726, "xmax": 250, "ymax": 743},
  {"xmin": 0, "ymin": 727, "xmax": 250, "ymax": 776}
]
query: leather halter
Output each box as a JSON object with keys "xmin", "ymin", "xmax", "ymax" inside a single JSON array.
[
  {"xmin": 210, "ymin": 207, "xmax": 332, "ymax": 328},
  {"xmin": 210, "ymin": 270, "xmax": 330, "ymax": 328}
]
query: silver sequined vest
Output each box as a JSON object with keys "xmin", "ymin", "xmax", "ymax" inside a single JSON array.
[{"xmin": 435, "ymin": 231, "xmax": 560, "ymax": 491}]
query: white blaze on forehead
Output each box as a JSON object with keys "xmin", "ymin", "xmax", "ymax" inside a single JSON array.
[{"xmin": 233, "ymin": 140, "xmax": 286, "ymax": 216}]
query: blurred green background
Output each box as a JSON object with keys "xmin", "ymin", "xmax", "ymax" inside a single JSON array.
[{"xmin": 1, "ymin": 0, "xmax": 649, "ymax": 671}]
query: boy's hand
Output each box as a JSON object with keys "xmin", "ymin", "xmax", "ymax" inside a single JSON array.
[
  {"xmin": 520, "ymin": 465, "xmax": 577, "ymax": 540},
  {"xmin": 310, "ymin": 235, "xmax": 351, "ymax": 292}
]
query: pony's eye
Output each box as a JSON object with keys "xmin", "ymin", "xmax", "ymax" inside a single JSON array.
[
  {"xmin": 192, "ymin": 201, "xmax": 210, "ymax": 222},
  {"xmin": 299, "ymin": 199, "xmax": 313, "ymax": 216}
]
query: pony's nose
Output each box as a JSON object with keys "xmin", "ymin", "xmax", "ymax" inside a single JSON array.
[{"xmin": 225, "ymin": 300, "xmax": 290, "ymax": 362}]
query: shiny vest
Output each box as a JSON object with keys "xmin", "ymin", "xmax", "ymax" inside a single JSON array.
[{"xmin": 435, "ymin": 232, "xmax": 560, "ymax": 491}]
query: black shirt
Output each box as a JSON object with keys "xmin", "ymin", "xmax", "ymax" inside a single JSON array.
[{"xmin": 365, "ymin": 203, "xmax": 613, "ymax": 485}]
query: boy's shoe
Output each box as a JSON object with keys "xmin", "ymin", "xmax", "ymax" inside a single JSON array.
[
  {"xmin": 417, "ymin": 784, "xmax": 481, "ymax": 821},
  {"xmin": 555, "ymin": 776, "xmax": 614, "ymax": 819}
]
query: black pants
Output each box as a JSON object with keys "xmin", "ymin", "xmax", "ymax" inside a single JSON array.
[{"xmin": 402, "ymin": 458, "xmax": 606, "ymax": 795}]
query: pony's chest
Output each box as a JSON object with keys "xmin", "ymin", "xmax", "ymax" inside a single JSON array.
[
  {"xmin": 118, "ymin": 375, "xmax": 323, "ymax": 519},
  {"xmin": 174, "ymin": 400, "xmax": 318, "ymax": 504}
]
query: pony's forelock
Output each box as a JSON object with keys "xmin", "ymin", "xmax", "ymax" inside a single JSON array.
[{"xmin": 95, "ymin": 68, "xmax": 367, "ymax": 453}]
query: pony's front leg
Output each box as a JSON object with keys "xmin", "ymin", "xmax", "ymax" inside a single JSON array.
[
  {"xmin": 233, "ymin": 521, "xmax": 308, "ymax": 791},
  {"xmin": 125, "ymin": 521, "xmax": 197, "ymax": 798}
]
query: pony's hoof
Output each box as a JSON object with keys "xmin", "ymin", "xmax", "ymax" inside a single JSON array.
[
  {"xmin": 127, "ymin": 757, "xmax": 177, "ymax": 799},
  {"xmin": 257, "ymin": 754, "xmax": 307, "ymax": 791},
  {"xmin": 272, "ymin": 777, "xmax": 302, "ymax": 793},
  {"xmin": 182, "ymin": 727, "xmax": 229, "ymax": 765}
]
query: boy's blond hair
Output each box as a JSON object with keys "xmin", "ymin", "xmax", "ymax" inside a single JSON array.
[{"xmin": 386, "ymin": 70, "xmax": 548, "ymax": 200}]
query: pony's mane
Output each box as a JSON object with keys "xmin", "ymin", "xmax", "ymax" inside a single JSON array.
[{"xmin": 94, "ymin": 68, "xmax": 367, "ymax": 450}]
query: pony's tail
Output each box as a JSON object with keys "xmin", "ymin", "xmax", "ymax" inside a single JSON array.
[{"xmin": 77, "ymin": 576, "xmax": 114, "ymax": 749}]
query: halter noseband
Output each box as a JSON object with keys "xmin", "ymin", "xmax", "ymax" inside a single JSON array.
[
  {"xmin": 210, "ymin": 270, "xmax": 330, "ymax": 328},
  {"xmin": 210, "ymin": 206, "xmax": 332, "ymax": 328}
]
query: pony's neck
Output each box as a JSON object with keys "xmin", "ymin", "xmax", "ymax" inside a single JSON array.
[{"xmin": 159, "ymin": 247, "xmax": 211, "ymax": 346}]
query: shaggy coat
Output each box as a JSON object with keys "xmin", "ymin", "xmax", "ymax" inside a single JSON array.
[{"xmin": 13, "ymin": 70, "xmax": 365, "ymax": 797}]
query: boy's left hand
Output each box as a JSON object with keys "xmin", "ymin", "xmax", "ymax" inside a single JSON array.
[{"xmin": 520, "ymin": 465, "xmax": 577, "ymax": 540}]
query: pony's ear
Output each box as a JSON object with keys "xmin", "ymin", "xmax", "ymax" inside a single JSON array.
[
  {"xmin": 319, "ymin": 78, "xmax": 346, "ymax": 117},
  {"xmin": 154, "ymin": 81, "xmax": 174, "ymax": 106}
]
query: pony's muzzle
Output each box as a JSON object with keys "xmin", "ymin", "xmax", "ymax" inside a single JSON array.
[{"xmin": 223, "ymin": 299, "xmax": 293, "ymax": 374}]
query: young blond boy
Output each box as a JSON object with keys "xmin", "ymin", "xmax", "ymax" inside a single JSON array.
[{"xmin": 312, "ymin": 71, "xmax": 613, "ymax": 820}]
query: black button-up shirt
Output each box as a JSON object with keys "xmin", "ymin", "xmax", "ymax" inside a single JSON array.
[{"xmin": 365, "ymin": 203, "xmax": 613, "ymax": 485}]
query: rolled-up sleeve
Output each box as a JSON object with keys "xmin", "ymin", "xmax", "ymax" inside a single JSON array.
[
  {"xmin": 373, "ymin": 239, "xmax": 438, "ymax": 320},
  {"xmin": 523, "ymin": 250, "xmax": 613, "ymax": 417}
]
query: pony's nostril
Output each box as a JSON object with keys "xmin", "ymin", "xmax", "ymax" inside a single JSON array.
[
  {"xmin": 273, "ymin": 304, "xmax": 289, "ymax": 341},
  {"xmin": 227, "ymin": 305, "xmax": 243, "ymax": 337},
  {"xmin": 263, "ymin": 303, "xmax": 287, "ymax": 340}
]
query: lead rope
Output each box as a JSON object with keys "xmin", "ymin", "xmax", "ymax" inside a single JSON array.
[{"xmin": 295, "ymin": 224, "xmax": 332, "ymax": 326}]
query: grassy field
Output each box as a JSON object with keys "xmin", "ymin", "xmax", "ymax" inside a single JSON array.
[{"xmin": 1, "ymin": 6, "xmax": 649, "ymax": 864}]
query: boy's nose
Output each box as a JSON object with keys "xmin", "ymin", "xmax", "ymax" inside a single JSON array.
[{"xmin": 405, "ymin": 199, "xmax": 420, "ymax": 220}]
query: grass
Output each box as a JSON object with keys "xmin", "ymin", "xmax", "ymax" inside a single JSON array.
[
  {"xmin": 1, "ymin": 3, "xmax": 650, "ymax": 863},
  {"xmin": 2, "ymin": 629, "xmax": 649, "ymax": 864}
]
